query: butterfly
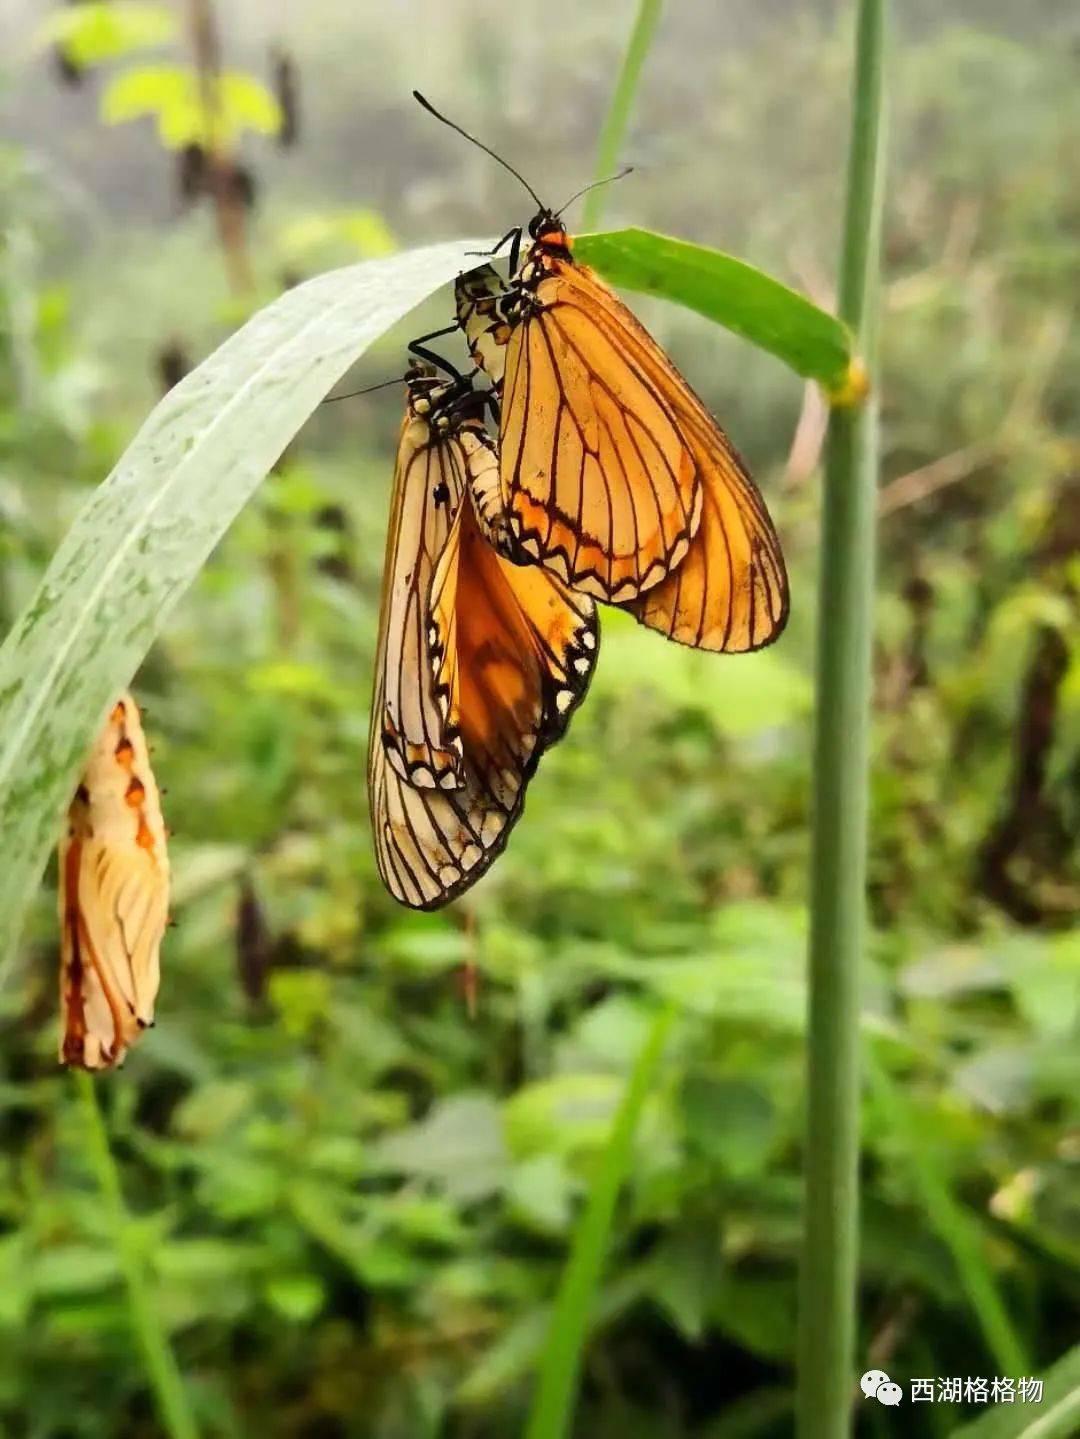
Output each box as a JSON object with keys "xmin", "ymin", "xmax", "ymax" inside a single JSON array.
[
  {"xmin": 368, "ymin": 362, "xmax": 598, "ymax": 909},
  {"xmin": 58, "ymin": 694, "xmax": 169, "ymax": 1069},
  {"xmin": 415, "ymin": 92, "xmax": 788, "ymax": 653}
]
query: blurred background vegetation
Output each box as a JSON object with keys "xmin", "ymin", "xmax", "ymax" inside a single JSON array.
[{"xmin": 1, "ymin": 1, "xmax": 1078, "ymax": 1436}]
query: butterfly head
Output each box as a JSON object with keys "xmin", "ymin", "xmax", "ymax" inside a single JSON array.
[
  {"xmin": 528, "ymin": 210, "xmax": 572, "ymax": 257},
  {"xmin": 406, "ymin": 366, "xmax": 468, "ymax": 432},
  {"xmin": 405, "ymin": 362, "xmax": 488, "ymax": 435},
  {"xmin": 403, "ymin": 361, "xmax": 445, "ymax": 419}
]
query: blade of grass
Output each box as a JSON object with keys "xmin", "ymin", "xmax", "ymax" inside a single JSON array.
[
  {"xmin": 0, "ymin": 238, "xmax": 489, "ymax": 972},
  {"xmin": 796, "ymin": 4, "xmax": 889, "ymax": 1439},
  {"xmin": 951, "ymin": 1343, "xmax": 1080, "ymax": 1439},
  {"xmin": 77, "ymin": 1072, "xmax": 197, "ymax": 1439},
  {"xmin": 866, "ymin": 1051, "xmax": 1029, "ymax": 1376},
  {"xmin": 524, "ymin": 1007, "xmax": 673, "ymax": 1439},
  {"xmin": 582, "ymin": 0, "xmax": 663, "ymax": 231}
]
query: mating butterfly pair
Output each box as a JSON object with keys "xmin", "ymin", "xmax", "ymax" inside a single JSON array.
[
  {"xmin": 370, "ymin": 105, "xmax": 788, "ymax": 909},
  {"xmin": 56, "ymin": 100, "xmax": 792, "ymax": 1068}
]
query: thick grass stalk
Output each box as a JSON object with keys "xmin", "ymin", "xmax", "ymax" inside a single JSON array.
[
  {"xmin": 77, "ymin": 1074, "xmax": 198, "ymax": 1439},
  {"xmin": 525, "ymin": 1009, "xmax": 673, "ymax": 1439},
  {"xmin": 796, "ymin": 4, "xmax": 889, "ymax": 1438},
  {"xmin": 582, "ymin": 0, "xmax": 663, "ymax": 231}
]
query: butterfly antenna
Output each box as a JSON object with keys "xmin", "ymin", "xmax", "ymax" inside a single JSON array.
[
  {"xmin": 556, "ymin": 166, "xmax": 634, "ymax": 220},
  {"xmin": 413, "ymin": 90, "xmax": 545, "ymax": 211},
  {"xmin": 321, "ymin": 376, "xmax": 404, "ymax": 404}
]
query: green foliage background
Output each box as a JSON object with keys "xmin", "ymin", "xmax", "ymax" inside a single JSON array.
[{"xmin": 0, "ymin": 3, "xmax": 1077, "ymax": 1436}]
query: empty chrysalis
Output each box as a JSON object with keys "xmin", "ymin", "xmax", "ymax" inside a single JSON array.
[{"xmin": 58, "ymin": 693, "xmax": 169, "ymax": 1069}]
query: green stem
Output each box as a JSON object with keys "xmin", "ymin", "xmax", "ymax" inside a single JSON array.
[
  {"xmin": 796, "ymin": 4, "xmax": 888, "ymax": 1439},
  {"xmin": 582, "ymin": 0, "xmax": 664, "ymax": 232},
  {"xmin": 77, "ymin": 1073, "xmax": 198, "ymax": 1439},
  {"xmin": 525, "ymin": 1008, "xmax": 673, "ymax": 1439}
]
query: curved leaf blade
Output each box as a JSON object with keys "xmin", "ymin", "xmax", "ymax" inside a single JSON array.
[
  {"xmin": 0, "ymin": 238, "xmax": 488, "ymax": 968},
  {"xmin": 950, "ymin": 1343, "xmax": 1080, "ymax": 1439},
  {"xmin": 575, "ymin": 226, "xmax": 855, "ymax": 394}
]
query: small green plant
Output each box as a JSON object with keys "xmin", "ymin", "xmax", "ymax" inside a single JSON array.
[{"xmin": 78, "ymin": 1075, "xmax": 197, "ymax": 1439}]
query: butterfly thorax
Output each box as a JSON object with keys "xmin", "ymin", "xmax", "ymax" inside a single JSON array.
[
  {"xmin": 456, "ymin": 267, "xmax": 514, "ymax": 391},
  {"xmin": 508, "ymin": 224, "xmax": 571, "ymax": 320}
]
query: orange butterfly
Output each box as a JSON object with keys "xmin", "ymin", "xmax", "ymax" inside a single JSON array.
[
  {"xmin": 415, "ymin": 92, "xmax": 788, "ymax": 654},
  {"xmin": 368, "ymin": 363, "xmax": 598, "ymax": 908},
  {"xmin": 58, "ymin": 694, "xmax": 169, "ymax": 1069}
]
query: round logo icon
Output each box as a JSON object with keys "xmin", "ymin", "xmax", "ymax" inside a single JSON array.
[{"xmin": 861, "ymin": 1370, "xmax": 903, "ymax": 1405}]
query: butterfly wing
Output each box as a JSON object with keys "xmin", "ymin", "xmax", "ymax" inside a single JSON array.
[
  {"xmin": 59, "ymin": 695, "xmax": 169, "ymax": 1069},
  {"xmin": 429, "ymin": 426, "xmax": 598, "ymax": 784},
  {"xmin": 373, "ymin": 411, "xmax": 466, "ymax": 789},
  {"xmin": 500, "ymin": 257, "xmax": 705, "ymax": 602},
  {"xmin": 369, "ymin": 739, "xmax": 511, "ymax": 908},
  {"xmin": 459, "ymin": 253, "xmax": 788, "ymax": 649},
  {"xmin": 369, "ymin": 410, "xmax": 597, "ymax": 911},
  {"xmin": 622, "ymin": 398, "xmax": 789, "ymax": 651}
]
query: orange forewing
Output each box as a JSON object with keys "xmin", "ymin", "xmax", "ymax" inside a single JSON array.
[{"xmin": 457, "ymin": 241, "xmax": 788, "ymax": 652}]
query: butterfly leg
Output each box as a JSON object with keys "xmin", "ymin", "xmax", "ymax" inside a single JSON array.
[
  {"xmin": 465, "ymin": 227, "xmax": 522, "ymax": 268},
  {"xmin": 407, "ymin": 325, "xmax": 462, "ymax": 379},
  {"xmin": 506, "ymin": 228, "xmax": 522, "ymax": 276}
]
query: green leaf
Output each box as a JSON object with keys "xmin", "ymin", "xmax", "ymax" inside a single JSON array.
[
  {"xmin": 646, "ymin": 1227, "xmax": 722, "ymax": 1341},
  {"xmin": 100, "ymin": 65, "xmax": 199, "ymax": 146},
  {"xmin": 0, "ymin": 1235, "xmax": 30, "ymax": 1327},
  {"xmin": 173, "ymin": 1080, "xmax": 254, "ymax": 1140},
  {"xmin": 31, "ymin": 1244, "xmax": 121, "ymax": 1297},
  {"xmin": 0, "ymin": 238, "xmax": 488, "ymax": 970},
  {"xmin": 507, "ymin": 1154, "xmax": 575, "ymax": 1237},
  {"xmin": 456, "ymin": 1269, "xmax": 652, "ymax": 1408},
  {"xmin": 217, "ymin": 72, "xmax": 283, "ymax": 138},
  {"xmin": 154, "ymin": 1239, "xmax": 263, "ymax": 1284},
  {"xmin": 591, "ymin": 609, "xmax": 811, "ymax": 738},
  {"xmin": 525, "ymin": 1008, "xmax": 673, "ymax": 1439},
  {"xmin": 35, "ymin": 3, "xmax": 177, "ymax": 67},
  {"xmin": 710, "ymin": 1271, "xmax": 796, "ymax": 1362},
  {"xmin": 280, "ymin": 209, "xmax": 398, "ymax": 262},
  {"xmin": 575, "ymin": 227, "xmax": 856, "ymax": 395},
  {"xmin": 950, "ymin": 1342, "xmax": 1080, "ymax": 1439},
  {"xmin": 504, "ymin": 1074, "xmax": 626, "ymax": 1160},
  {"xmin": 263, "ymin": 1274, "xmax": 326, "ymax": 1324},
  {"xmin": 101, "ymin": 65, "xmax": 282, "ymax": 149},
  {"xmin": 266, "ymin": 970, "xmax": 332, "ymax": 1038},
  {"xmin": 680, "ymin": 1076, "xmax": 775, "ymax": 1177},
  {"xmin": 371, "ymin": 1093, "xmax": 510, "ymax": 1203}
]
